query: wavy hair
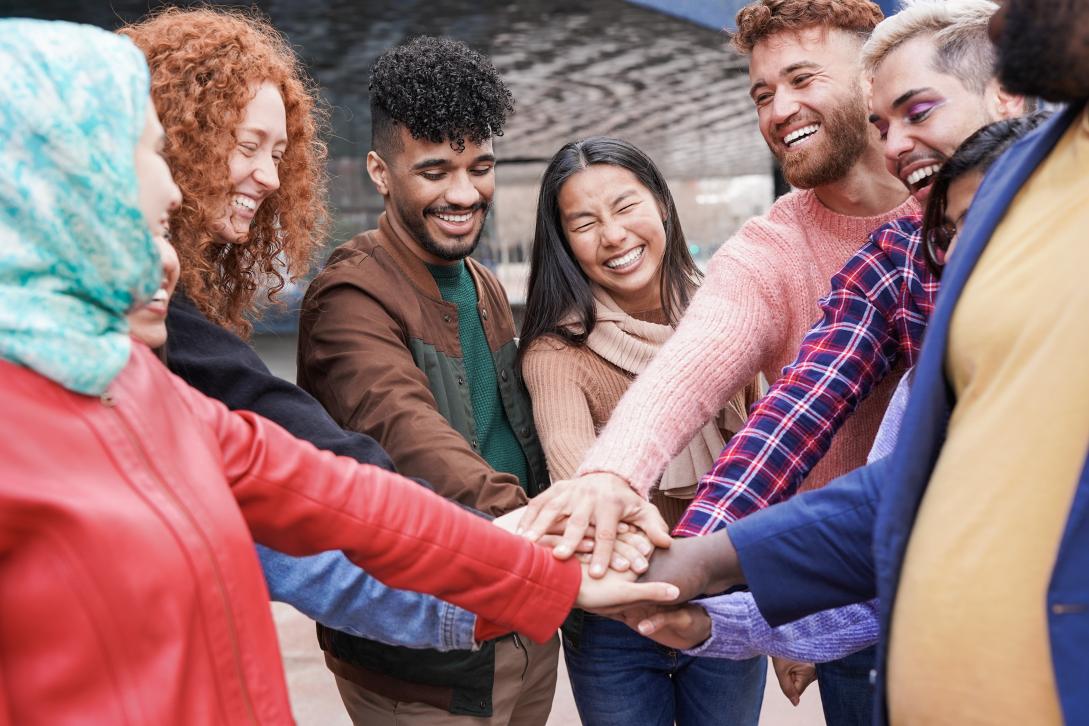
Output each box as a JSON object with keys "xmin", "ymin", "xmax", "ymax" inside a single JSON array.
[
  {"xmin": 121, "ymin": 7, "xmax": 329, "ymax": 336},
  {"xmin": 732, "ymin": 0, "xmax": 884, "ymax": 54},
  {"xmin": 519, "ymin": 137, "xmax": 702, "ymax": 359}
]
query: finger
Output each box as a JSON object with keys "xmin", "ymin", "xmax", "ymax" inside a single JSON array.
[
  {"xmin": 610, "ymin": 552, "xmax": 631, "ymax": 572},
  {"xmin": 627, "ymin": 506, "xmax": 672, "ymax": 549},
  {"xmin": 537, "ymin": 534, "xmax": 595, "ymax": 552},
  {"xmin": 555, "ymin": 496, "xmax": 595, "ymax": 560},
  {"xmin": 611, "ymin": 538, "xmax": 648, "ymax": 573},
  {"xmin": 607, "ymin": 580, "xmax": 681, "ymax": 607},
  {"xmin": 589, "ymin": 497, "xmax": 622, "ymax": 578},
  {"xmin": 618, "ymin": 528, "xmax": 654, "ymax": 558},
  {"xmin": 516, "ymin": 488, "xmax": 551, "ymax": 535},
  {"xmin": 523, "ymin": 492, "xmax": 573, "ymax": 547}
]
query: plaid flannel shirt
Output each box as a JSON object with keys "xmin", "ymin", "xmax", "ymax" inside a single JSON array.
[{"xmin": 676, "ymin": 214, "xmax": 938, "ymax": 536}]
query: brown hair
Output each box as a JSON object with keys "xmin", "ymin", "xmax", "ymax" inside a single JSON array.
[
  {"xmin": 732, "ymin": 0, "xmax": 885, "ymax": 54},
  {"xmin": 121, "ymin": 7, "xmax": 329, "ymax": 336}
]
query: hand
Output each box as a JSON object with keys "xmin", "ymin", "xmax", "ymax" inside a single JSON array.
[
  {"xmin": 636, "ymin": 529, "xmax": 743, "ymax": 602},
  {"xmin": 574, "ymin": 557, "xmax": 680, "ymax": 611},
  {"xmin": 519, "ymin": 472, "xmax": 672, "ymax": 578},
  {"xmin": 496, "ymin": 506, "xmax": 654, "ymax": 573},
  {"xmin": 626, "ymin": 603, "xmax": 713, "ymax": 650},
  {"xmin": 772, "ymin": 657, "xmax": 817, "ymax": 707}
]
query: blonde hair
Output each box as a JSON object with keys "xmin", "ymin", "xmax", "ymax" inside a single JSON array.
[{"xmin": 861, "ymin": 0, "xmax": 999, "ymax": 91}]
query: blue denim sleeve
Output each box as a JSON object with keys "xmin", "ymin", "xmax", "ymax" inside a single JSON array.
[
  {"xmin": 727, "ymin": 456, "xmax": 884, "ymax": 627},
  {"xmin": 684, "ymin": 592, "xmax": 879, "ymax": 662},
  {"xmin": 257, "ymin": 545, "xmax": 477, "ymax": 651}
]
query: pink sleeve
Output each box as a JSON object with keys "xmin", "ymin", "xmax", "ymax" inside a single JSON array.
[
  {"xmin": 173, "ymin": 375, "xmax": 580, "ymax": 644},
  {"xmin": 577, "ymin": 227, "xmax": 790, "ymax": 495}
]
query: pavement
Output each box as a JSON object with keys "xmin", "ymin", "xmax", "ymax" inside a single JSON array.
[{"xmin": 254, "ymin": 334, "xmax": 825, "ymax": 725}]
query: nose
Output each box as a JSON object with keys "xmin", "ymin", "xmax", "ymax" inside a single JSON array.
[
  {"xmin": 600, "ymin": 217, "xmax": 626, "ymax": 247},
  {"xmin": 769, "ymin": 89, "xmax": 801, "ymax": 129},
  {"xmin": 444, "ymin": 170, "xmax": 480, "ymax": 209},
  {"xmin": 161, "ymin": 238, "xmax": 181, "ymax": 294},
  {"xmin": 884, "ymin": 124, "xmax": 914, "ymax": 170},
  {"xmin": 253, "ymin": 153, "xmax": 281, "ymax": 193}
]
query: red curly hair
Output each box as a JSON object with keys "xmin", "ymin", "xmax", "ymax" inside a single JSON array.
[
  {"xmin": 732, "ymin": 0, "xmax": 885, "ymax": 54},
  {"xmin": 121, "ymin": 7, "xmax": 329, "ymax": 336}
]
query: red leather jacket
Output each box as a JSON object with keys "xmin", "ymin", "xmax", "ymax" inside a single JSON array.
[{"xmin": 0, "ymin": 347, "xmax": 579, "ymax": 725}]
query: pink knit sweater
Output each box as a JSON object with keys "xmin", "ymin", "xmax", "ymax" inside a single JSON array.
[{"xmin": 577, "ymin": 189, "xmax": 918, "ymax": 497}]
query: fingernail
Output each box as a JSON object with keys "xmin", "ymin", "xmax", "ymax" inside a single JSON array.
[
  {"xmin": 634, "ymin": 557, "xmax": 648, "ymax": 570},
  {"xmin": 555, "ymin": 545, "xmax": 571, "ymax": 557},
  {"xmin": 590, "ymin": 564, "xmax": 605, "ymax": 576},
  {"xmin": 515, "ymin": 527, "xmax": 524, "ymax": 536},
  {"xmin": 637, "ymin": 621, "xmax": 652, "ymax": 634},
  {"xmin": 665, "ymin": 585, "xmax": 679, "ymax": 599}
]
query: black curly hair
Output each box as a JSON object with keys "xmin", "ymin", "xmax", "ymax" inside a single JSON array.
[{"xmin": 369, "ymin": 36, "xmax": 515, "ymax": 155}]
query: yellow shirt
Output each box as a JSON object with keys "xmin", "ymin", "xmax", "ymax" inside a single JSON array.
[{"xmin": 888, "ymin": 109, "xmax": 1089, "ymax": 725}]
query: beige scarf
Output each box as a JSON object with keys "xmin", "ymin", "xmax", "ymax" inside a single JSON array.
[{"xmin": 568, "ymin": 287, "xmax": 750, "ymax": 499}]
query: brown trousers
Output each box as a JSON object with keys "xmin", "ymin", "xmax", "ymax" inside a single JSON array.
[{"xmin": 333, "ymin": 634, "xmax": 560, "ymax": 726}]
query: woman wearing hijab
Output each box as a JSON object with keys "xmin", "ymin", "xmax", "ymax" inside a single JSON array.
[{"xmin": 0, "ymin": 20, "xmax": 676, "ymax": 724}]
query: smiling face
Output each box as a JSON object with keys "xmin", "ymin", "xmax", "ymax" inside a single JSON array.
[
  {"xmin": 869, "ymin": 35, "xmax": 998, "ymax": 203},
  {"xmin": 212, "ymin": 80, "xmax": 287, "ymax": 245},
  {"xmin": 749, "ymin": 26, "xmax": 872, "ymax": 189},
  {"xmin": 558, "ymin": 164, "xmax": 666, "ymax": 314},
  {"xmin": 128, "ymin": 235, "xmax": 181, "ymax": 349},
  {"xmin": 367, "ymin": 126, "xmax": 495, "ymax": 265}
]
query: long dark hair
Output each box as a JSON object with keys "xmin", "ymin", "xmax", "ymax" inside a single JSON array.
[
  {"xmin": 519, "ymin": 137, "xmax": 702, "ymax": 358},
  {"xmin": 922, "ymin": 110, "xmax": 1051, "ymax": 277}
]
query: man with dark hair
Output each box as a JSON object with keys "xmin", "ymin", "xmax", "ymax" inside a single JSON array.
[{"xmin": 296, "ymin": 36, "xmax": 562, "ymax": 725}]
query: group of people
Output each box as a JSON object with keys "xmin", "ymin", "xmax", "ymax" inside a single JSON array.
[{"xmin": 1, "ymin": 0, "xmax": 1086, "ymax": 724}]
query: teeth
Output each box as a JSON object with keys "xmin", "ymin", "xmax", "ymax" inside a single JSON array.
[
  {"xmin": 784, "ymin": 124, "xmax": 820, "ymax": 146},
  {"xmin": 232, "ymin": 195, "xmax": 257, "ymax": 211},
  {"xmin": 436, "ymin": 211, "xmax": 472, "ymax": 223},
  {"xmin": 906, "ymin": 164, "xmax": 942, "ymax": 187},
  {"xmin": 151, "ymin": 289, "xmax": 169, "ymax": 303},
  {"xmin": 604, "ymin": 246, "xmax": 644, "ymax": 270}
]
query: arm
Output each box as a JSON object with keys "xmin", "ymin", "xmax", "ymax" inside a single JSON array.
[
  {"xmin": 257, "ymin": 545, "xmax": 476, "ymax": 651},
  {"xmin": 298, "ymin": 271, "xmax": 526, "ymax": 516},
  {"xmin": 682, "ymin": 595, "xmax": 879, "ymax": 662},
  {"xmin": 167, "ymin": 293, "xmax": 474, "ymax": 648},
  {"xmin": 521, "ymin": 342, "xmax": 599, "ymax": 481},
  {"xmin": 676, "ymin": 235, "xmax": 909, "ymax": 536}
]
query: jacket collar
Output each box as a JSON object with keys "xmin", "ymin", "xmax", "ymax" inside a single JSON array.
[{"xmin": 376, "ymin": 212, "xmax": 447, "ymax": 299}]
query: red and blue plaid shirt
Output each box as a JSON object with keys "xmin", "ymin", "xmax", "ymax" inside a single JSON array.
[{"xmin": 675, "ymin": 214, "xmax": 938, "ymax": 536}]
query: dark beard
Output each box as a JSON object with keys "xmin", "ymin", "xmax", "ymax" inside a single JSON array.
[
  {"xmin": 997, "ymin": 0, "xmax": 1089, "ymax": 102},
  {"xmin": 396, "ymin": 199, "xmax": 489, "ymax": 261},
  {"xmin": 777, "ymin": 90, "xmax": 870, "ymax": 189}
]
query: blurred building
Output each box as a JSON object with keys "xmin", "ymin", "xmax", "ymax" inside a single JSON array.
[{"xmin": 16, "ymin": 0, "xmax": 785, "ymax": 318}]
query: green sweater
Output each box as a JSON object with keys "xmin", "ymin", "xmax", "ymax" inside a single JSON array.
[{"xmin": 427, "ymin": 261, "xmax": 529, "ymax": 487}]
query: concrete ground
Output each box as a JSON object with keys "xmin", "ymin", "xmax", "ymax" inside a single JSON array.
[
  {"xmin": 255, "ymin": 335, "xmax": 825, "ymax": 725},
  {"xmin": 272, "ymin": 604, "xmax": 824, "ymax": 726}
]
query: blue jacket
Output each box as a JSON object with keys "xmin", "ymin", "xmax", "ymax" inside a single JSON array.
[
  {"xmin": 165, "ymin": 292, "xmax": 476, "ymax": 652},
  {"xmin": 728, "ymin": 104, "xmax": 1089, "ymax": 725}
]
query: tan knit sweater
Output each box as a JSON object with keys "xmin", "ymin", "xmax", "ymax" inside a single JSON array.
[{"xmin": 522, "ymin": 310, "xmax": 746, "ymax": 527}]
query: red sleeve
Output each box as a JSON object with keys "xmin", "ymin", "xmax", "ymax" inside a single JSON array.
[{"xmin": 172, "ymin": 374, "xmax": 579, "ymax": 643}]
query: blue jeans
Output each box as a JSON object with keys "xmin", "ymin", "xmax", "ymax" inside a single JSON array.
[
  {"xmin": 563, "ymin": 614, "xmax": 766, "ymax": 726},
  {"xmin": 815, "ymin": 644, "xmax": 876, "ymax": 726}
]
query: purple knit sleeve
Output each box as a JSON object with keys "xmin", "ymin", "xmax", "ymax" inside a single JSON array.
[{"xmin": 683, "ymin": 593, "xmax": 879, "ymax": 662}]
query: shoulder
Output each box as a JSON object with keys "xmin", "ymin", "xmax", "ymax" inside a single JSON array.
[
  {"xmin": 309, "ymin": 232, "xmax": 383, "ymax": 291},
  {"xmin": 521, "ymin": 335, "xmax": 591, "ymax": 380},
  {"xmin": 867, "ymin": 214, "xmax": 923, "ymax": 256}
]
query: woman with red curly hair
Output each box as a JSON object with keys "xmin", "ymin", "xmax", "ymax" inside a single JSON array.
[{"xmin": 117, "ymin": 7, "xmax": 510, "ymax": 657}]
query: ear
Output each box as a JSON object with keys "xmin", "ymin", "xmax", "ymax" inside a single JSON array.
[
  {"xmin": 986, "ymin": 78, "xmax": 1026, "ymax": 120},
  {"xmin": 366, "ymin": 151, "xmax": 390, "ymax": 197}
]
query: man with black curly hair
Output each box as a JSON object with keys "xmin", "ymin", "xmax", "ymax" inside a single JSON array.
[{"xmin": 297, "ymin": 36, "xmax": 560, "ymax": 725}]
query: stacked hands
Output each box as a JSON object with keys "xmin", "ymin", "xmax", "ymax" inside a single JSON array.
[{"xmin": 494, "ymin": 472, "xmax": 818, "ymax": 707}]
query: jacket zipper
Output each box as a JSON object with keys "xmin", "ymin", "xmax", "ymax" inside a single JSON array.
[{"xmin": 105, "ymin": 395, "xmax": 261, "ymax": 724}]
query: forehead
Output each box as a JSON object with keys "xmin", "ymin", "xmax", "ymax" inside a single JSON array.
[
  {"xmin": 558, "ymin": 164, "xmax": 645, "ymax": 206},
  {"xmin": 394, "ymin": 126, "xmax": 494, "ymax": 164},
  {"xmin": 749, "ymin": 26, "xmax": 860, "ymax": 80},
  {"xmin": 869, "ymin": 35, "xmax": 970, "ymax": 114},
  {"xmin": 240, "ymin": 81, "xmax": 288, "ymax": 139}
]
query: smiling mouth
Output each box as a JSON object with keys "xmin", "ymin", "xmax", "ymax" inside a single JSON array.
[
  {"xmin": 604, "ymin": 245, "xmax": 645, "ymax": 271},
  {"xmin": 905, "ymin": 163, "xmax": 942, "ymax": 192},
  {"xmin": 434, "ymin": 210, "xmax": 473, "ymax": 224},
  {"xmin": 783, "ymin": 124, "xmax": 820, "ymax": 148}
]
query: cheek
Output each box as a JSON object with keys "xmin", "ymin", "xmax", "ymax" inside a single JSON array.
[
  {"xmin": 567, "ymin": 236, "xmax": 600, "ymax": 274},
  {"xmin": 226, "ymin": 150, "xmax": 250, "ymax": 187}
]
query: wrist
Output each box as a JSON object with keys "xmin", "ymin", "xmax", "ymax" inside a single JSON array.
[{"xmin": 700, "ymin": 530, "xmax": 743, "ymax": 594}]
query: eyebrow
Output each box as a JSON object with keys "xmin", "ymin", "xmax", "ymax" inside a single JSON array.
[
  {"xmin": 749, "ymin": 61, "xmax": 820, "ymax": 99},
  {"xmin": 237, "ymin": 125, "xmax": 288, "ymax": 147},
  {"xmin": 411, "ymin": 153, "xmax": 496, "ymax": 171},
  {"xmin": 891, "ymin": 87, "xmax": 933, "ymax": 111},
  {"xmin": 564, "ymin": 190, "xmax": 638, "ymax": 223}
]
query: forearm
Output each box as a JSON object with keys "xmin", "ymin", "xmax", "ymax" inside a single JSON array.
[
  {"xmin": 578, "ymin": 255, "xmax": 779, "ymax": 494},
  {"xmin": 686, "ymin": 593, "xmax": 879, "ymax": 662},
  {"xmin": 257, "ymin": 546, "xmax": 477, "ymax": 651}
]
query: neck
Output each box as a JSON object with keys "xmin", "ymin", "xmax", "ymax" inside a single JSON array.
[{"xmin": 812, "ymin": 138, "xmax": 907, "ymax": 217}]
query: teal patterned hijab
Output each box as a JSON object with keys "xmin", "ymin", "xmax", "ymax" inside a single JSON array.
[{"xmin": 0, "ymin": 20, "xmax": 159, "ymax": 395}]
